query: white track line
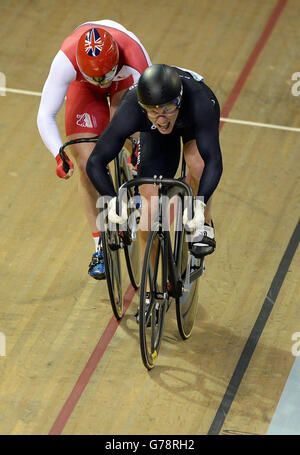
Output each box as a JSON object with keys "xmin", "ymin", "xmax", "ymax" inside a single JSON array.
[
  {"xmin": 1, "ymin": 87, "xmax": 42, "ymax": 97},
  {"xmin": 1, "ymin": 86, "xmax": 300, "ymax": 133},
  {"xmin": 221, "ymin": 117, "xmax": 300, "ymax": 133}
]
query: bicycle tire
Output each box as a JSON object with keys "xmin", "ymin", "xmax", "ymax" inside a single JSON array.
[
  {"xmin": 175, "ymin": 230, "xmax": 200, "ymax": 339},
  {"xmin": 139, "ymin": 224, "xmax": 168, "ymax": 370},
  {"xmin": 118, "ymin": 150, "xmax": 141, "ymax": 290},
  {"xmin": 101, "ymin": 231, "xmax": 123, "ymax": 320}
]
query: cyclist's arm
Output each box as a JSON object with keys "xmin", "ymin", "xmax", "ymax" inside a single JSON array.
[
  {"xmin": 86, "ymin": 123, "xmax": 129, "ymax": 197},
  {"xmin": 86, "ymin": 96, "xmax": 141, "ymax": 197},
  {"xmin": 194, "ymin": 105, "xmax": 223, "ymax": 203},
  {"xmin": 37, "ymin": 50, "xmax": 76, "ymax": 157},
  {"xmin": 109, "ymin": 88, "xmax": 127, "ymax": 119}
]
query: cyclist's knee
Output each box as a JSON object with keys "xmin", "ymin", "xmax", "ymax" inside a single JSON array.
[
  {"xmin": 139, "ymin": 185, "xmax": 158, "ymax": 231},
  {"xmin": 86, "ymin": 151, "xmax": 102, "ymax": 181},
  {"xmin": 76, "ymin": 155, "xmax": 96, "ymax": 188}
]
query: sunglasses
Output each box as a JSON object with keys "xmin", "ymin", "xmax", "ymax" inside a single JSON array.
[
  {"xmin": 139, "ymin": 88, "xmax": 183, "ymax": 117},
  {"xmin": 83, "ymin": 65, "xmax": 118, "ymax": 87}
]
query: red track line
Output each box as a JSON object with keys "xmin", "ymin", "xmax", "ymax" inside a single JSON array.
[
  {"xmin": 48, "ymin": 284, "xmax": 136, "ymax": 435},
  {"xmin": 219, "ymin": 0, "xmax": 288, "ymax": 130},
  {"xmin": 49, "ymin": 0, "xmax": 287, "ymax": 435}
]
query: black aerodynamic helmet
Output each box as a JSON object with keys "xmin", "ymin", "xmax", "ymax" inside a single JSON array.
[{"xmin": 137, "ymin": 64, "xmax": 183, "ymax": 108}]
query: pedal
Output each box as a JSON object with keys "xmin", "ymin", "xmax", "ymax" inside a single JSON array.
[
  {"xmin": 108, "ymin": 232, "xmax": 121, "ymax": 250},
  {"xmin": 191, "ymin": 255, "xmax": 205, "ymax": 276},
  {"xmin": 119, "ymin": 229, "xmax": 132, "ymax": 246},
  {"xmin": 191, "ymin": 257, "xmax": 202, "ymax": 270}
]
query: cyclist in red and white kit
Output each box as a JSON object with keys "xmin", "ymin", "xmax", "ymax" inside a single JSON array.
[{"xmin": 37, "ymin": 20, "xmax": 151, "ymax": 279}]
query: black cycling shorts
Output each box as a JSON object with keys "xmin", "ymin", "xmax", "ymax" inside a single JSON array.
[{"xmin": 138, "ymin": 123, "xmax": 199, "ymax": 177}]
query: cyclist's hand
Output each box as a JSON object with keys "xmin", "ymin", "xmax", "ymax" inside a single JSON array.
[
  {"xmin": 55, "ymin": 153, "xmax": 74, "ymax": 179},
  {"xmin": 108, "ymin": 196, "xmax": 128, "ymax": 224},
  {"xmin": 127, "ymin": 137, "xmax": 139, "ymax": 174},
  {"xmin": 183, "ymin": 197, "xmax": 205, "ymax": 231}
]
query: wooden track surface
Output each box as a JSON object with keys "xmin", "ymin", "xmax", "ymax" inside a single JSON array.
[{"xmin": 0, "ymin": 0, "xmax": 299, "ymax": 436}]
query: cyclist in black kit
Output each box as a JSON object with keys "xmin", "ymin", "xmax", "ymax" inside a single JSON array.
[{"xmin": 86, "ymin": 64, "xmax": 223, "ymax": 258}]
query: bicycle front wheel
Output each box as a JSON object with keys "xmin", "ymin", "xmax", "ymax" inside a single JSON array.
[
  {"xmin": 118, "ymin": 149, "xmax": 141, "ymax": 290},
  {"xmin": 101, "ymin": 231, "xmax": 123, "ymax": 320},
  {"xmin": 139, "ymin": 224, "xmax": 168, "ymax": 370}
]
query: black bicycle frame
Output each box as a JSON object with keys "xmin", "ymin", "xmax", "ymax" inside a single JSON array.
[{"xmin": 117, "ymin": 167, "xmax": 203, "ymax": 299}]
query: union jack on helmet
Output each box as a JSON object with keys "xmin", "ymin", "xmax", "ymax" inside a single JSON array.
[{"xmin": 76, "ymin": 27, "xmax": 119, "ymax": 86}]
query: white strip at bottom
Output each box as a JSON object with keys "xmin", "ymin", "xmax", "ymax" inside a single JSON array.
[{"xmin": 267, "ymin": 355, "xmax": 300, "ymax": 435}]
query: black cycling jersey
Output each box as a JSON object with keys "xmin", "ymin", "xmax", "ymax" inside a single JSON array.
[{"xmin": 86, "ymin": 67, "xmax": 223, "ymax": 203}]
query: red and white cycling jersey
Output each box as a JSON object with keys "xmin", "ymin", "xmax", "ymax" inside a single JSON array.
[{"xmin": 37, "ymin": 20, "xmax": 151, "ymax": 157}]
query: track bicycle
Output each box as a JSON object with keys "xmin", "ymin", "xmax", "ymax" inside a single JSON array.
[
  {"xmin": 117, "ymin": 159, "xmax": 205, "ymax": 370},
  {"xmin": 59, "ymin": 137, "xmax": 141, "ymax": 320}
]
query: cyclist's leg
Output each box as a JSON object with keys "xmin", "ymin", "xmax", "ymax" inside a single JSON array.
[
  {"xmin": 182, "ymin": 139, "xmax": 213, "ymax": 224},
  {"xmin": 67, "ymin": 133, "xmax": 100, "ymax": 232},
  {"xmin": 138, "ymin": 130, "xmax": 181, "ymax": 264},
  {"xmin": 181, "ymin": 81, "xmax": 220, "ymax": 228},
  {"xmin": 135, "ymin": 131, "xmax": 181, "ymax": 322},
  {"xmin": 182, "ymin": 137, "xmax": 215, "ymax": 256},
  {"xmin": 65, "ymin": 81, "xmax": 110, "ymax": 277}
]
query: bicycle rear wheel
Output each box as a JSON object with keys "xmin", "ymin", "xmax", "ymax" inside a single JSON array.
[
  {"xmin": 139, "ymin": 224, "xmax": 168, "ymax": 370},
  {"xmin": 101, "ymin": 230, "xmax": 123, "ymax": 320},
  {"xmin": 175, "ymin": 230, "xmax": 200, "ymax": 339}
]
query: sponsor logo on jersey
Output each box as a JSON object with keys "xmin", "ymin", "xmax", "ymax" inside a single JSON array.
[
  {"xmin": 76, "ymin": 113, "xmax": 97, "ymax": 128},
  {"xmin": 85, "ymin": 28, "xmax": 104, "ymax": 57}
]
